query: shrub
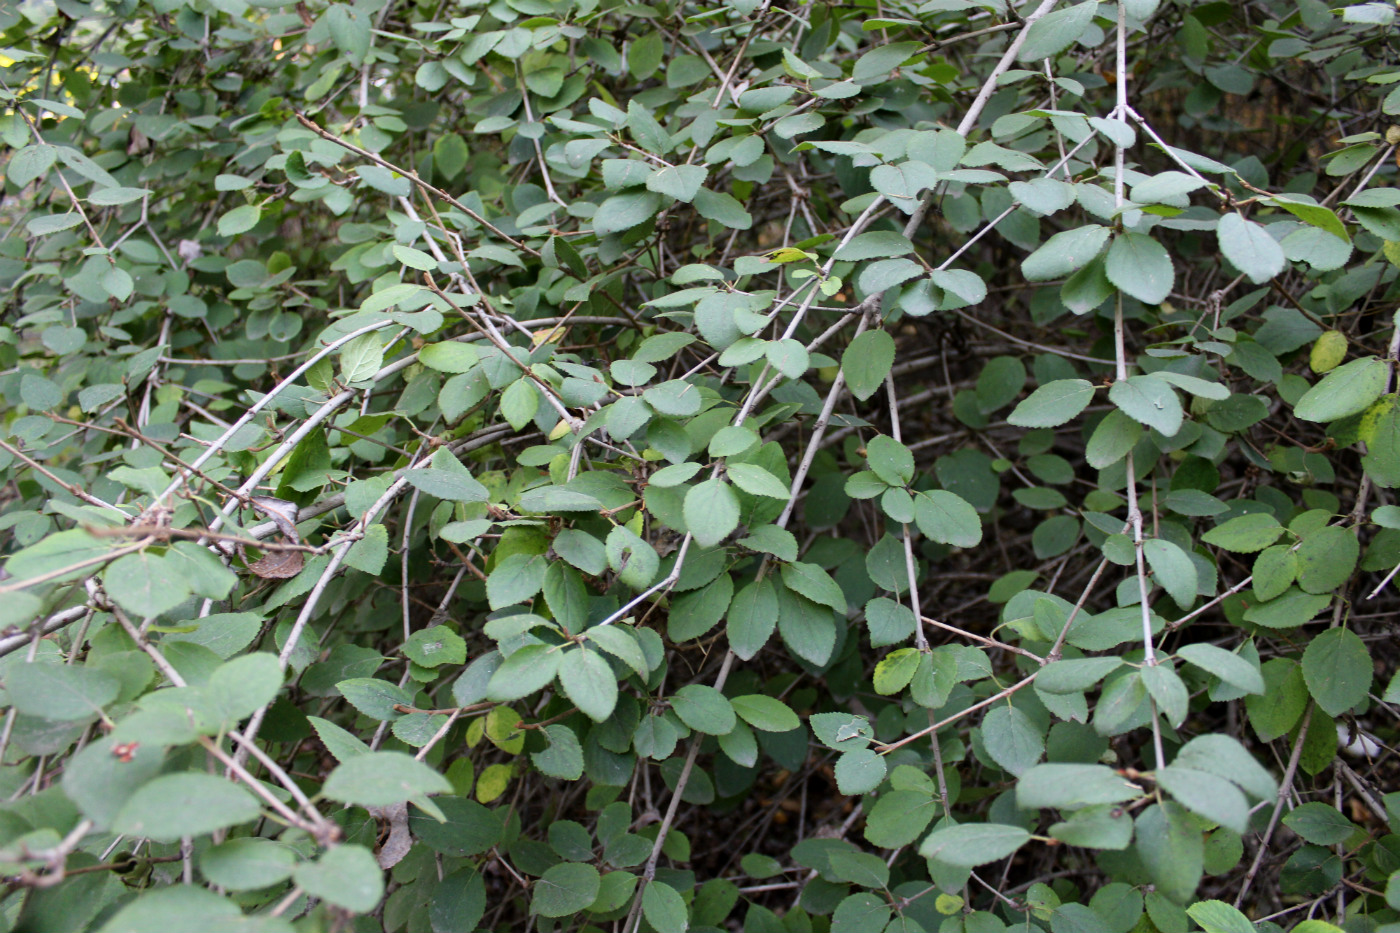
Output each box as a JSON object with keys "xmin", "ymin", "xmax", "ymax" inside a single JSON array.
[{"xmin": 1, "ymin": 0, "xmax": 1399, "ymax": 931}]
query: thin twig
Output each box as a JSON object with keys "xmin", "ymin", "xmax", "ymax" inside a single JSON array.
[{"xmin": 1235, "ymin": 705, "xmax": 1314, "ymax": 908}]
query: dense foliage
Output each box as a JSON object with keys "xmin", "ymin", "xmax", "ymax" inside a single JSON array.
[{"xmin": 2, "ymin": 0, "xmax": 1400, "ymax": 930}]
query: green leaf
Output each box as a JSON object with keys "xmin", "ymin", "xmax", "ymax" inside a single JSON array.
[
  {"xmin": 975, "ymin": 356, "xmax": 1027, "ymax": 414},
  {"xmin": 684, "ymin": 479, "xmax": 741, "ymax": 547},
  {"xmin": 607, "ymin": 525, "xmax": 659, "ymax": 589},
  {"xmin": 103, "ymin": 551, "xmax": 193, "ymax": 619},
  {"xmin": 557, "ymin": 647, "xmax": 619, "ymax": 721},
  {"xmin": 726, "ymin": 462, "xmax": 791, "ymax": 499},
  {"xmin": 709, "ymin": 425, "xmax": 758, "ymax": 457},
  {"xmin": 1243, "ymin": 587, "xmax": 1331, "ymax": 629},
  {"xmin": 1010, "ymin": 176, "xmax": 1076, "ymax": 215},
  {"xmin": 1086, "ymin": 409, "xmax": 1142, "ymax": 469},
  {"xmin": 532, "ymin": 862, "xmax": 601, "ymax": 917},
  {"xmin": 1175, "ymin": 734, "xmax": 1277, "ymax": 800},
  {"xmin": 113, "ymin": 773, "xmax": 261, "ymax": 843},
  {"xmin": 1105, "ymin": 233, "xmax": 1174, "ymax": 304},
  {"xmin": 500, "ymin": 378, "xmax": 540, "ymax": 430},
  {"xmin": 1132, "ymin": 170, "xmax": 1208, "ymax": 203},
  {"xmin": 981, "ymin": 705, "xmax": 1044, "ymax": 776},
  {"xmin": 532, "ymin": 723, "xmax": 585, "ymax": 780},
  {"xmin": 5, "ymin": 661, "xmax": 119, "ymax": 721},
  {"xmin": 338, "ymin": 677, "xmax": 412, "ymax": 721},
  {"xmin": 1201, "ymin": 513, "xmax": 1284, "ymax": 553},
  {"xmin": 1155, "ymin": 371, "xmax": 1230, "ymax": 400},
  {"xmin": 339, "ymin": 331, "xmax": 385, "ymax": 383},
  {"xmin": 738, "ymin": 528, "xmax": 796, "ymax": 562},
  {"xmin": 1109, "ymin": 375, "xmax": 1182, "ymax": 436},
  {"xmin": 730, "ymin": 694, "xmax": 800, "ymax": 732},
  {"xmin": 842, "ymin": 330, "xmax": 896, "ymax": 402},
  {"xmin": 1157, "ymin": 765, "xmax": 1249, "ymax": 832},
  {"xmin": 628, "ymin": 29, "xmax": 663, "ymax": 78},
  {"xmin": 200, "ymin": 838, "xmax": 297, "ymax": 891},
  {"xmin": 1218, "ymin": 214, "xmax": 1285, "ymax": 284},
  {"xmin": 486, "ymin": 552, "xmax": 549, "ymax": 609},
  {"xmin": 766, "ymin": 338, "xmax": 809, "ymax": 380},
  {"xmin": 1272, "ymin": 196, "xmax": 1350, "ymax": 242},
  {"xmin": 866, "ymin": 435, "xmax": 914, "ymax": 486},
  {"xmin": 1022, "ymin": 225, "xmax": 1109, "ymax": 281},
  {"xmin": 1037, "ymin": 657, "xmax": 1123, "ymax": 694},
  {"xmin": 326, "ymin": 3, "xmax": 371, "ymax": 62},
  {"xmin": 1301, "ymin": 627, "xmax": 1372, "ymax": 716},
  {"xmin": 345, "ymin": 523, "xmax": 389, "ymax": 574},
  {"xmin": 7, "ymin": 143, "xmax": 55, "ymax": 187},
  {"xmin": 1247, "ymin": 660, "xmax": 1308, "ymax": 741},
  {"xmin": 919, "ymin": 823, "xmax": 1030, "ymax": 867},
  {"xmin": 777, "ymin": 588, "xmax": 837, "ymax": 666},
  {"xmin": 642, "ymin": 881, "xmax": 689, "ymax": 933},
  {"xmin": 419, "ymin": 341, "xmax": 480, "ymax": 373},
  {"xmin": 62, "ymin": 736, "xmax": 164, "ymax": 830},
  {"xmin": 1136, "ymin": 802, "xmax": 1203, "ymax": 904},
  {"xmin": 218, "ymin": 204, "xmax": 260, "ymax": 237},
  {"xmin": 27, "ymin": 212, "xmax": 84, "ymax": 235},
  {"xmin": 651, "ymin": 462, "xmax": 702, "ymax": 487},
  {"xmin": 1047, "ymin": 805, "xmax": 1133, "ymax": 850},
  {"xmin": 518, "ymin": 485, "xmax": 602, "ymax": 513},
  {"xmin": 851, "ymin": 40, "xmax": 923, "ymax": 80},
  {"xmin": 323, "ymin": 751, "xmax": 453, "ymax": 807},
  {"xmin": 646, "ymin": 164, "xmax": 707, "ymax": 202},
  {"xmin": 545, "ymin": 563, "xmax": 590, "ymax": 632},
  {"xmin": 668, "ymin": 683, "xmax": 735, "ymax": 735},
  {"xmin": 728, "ymin": 579, "xmax": 778, "ymax": 660},
  {"xmin": 913, "ymin": 490, "xmax": 982, "ymax": 548},
  {"xmin": 393, "ymin": 244, "xmax": 438, "ymax": 271},
  {"xmin": 206, "ymin": 653, "xmax": 284, "ymax": 725},
  {"xmin": 595, "ymin": 191, "xmax": 663, "ymax": 236},
  {"xmin": 834, "ymin": 747, "xmax": 887, "ymax": 794},
  {"xmin": 1016, "ymin": 764, "xmax": 1143, "ymax": 809},
  {"xmin": 832, "ymin": 893, "xmax": 890, "ymax": 931},
  {"xmin": 586, "ymin": 625, "xmax": 649, "ymax": 679},
  {"xmin": 693, "ymin": 188, "xmax": 752, "ymax": 229},
  {"xmin": 1143, "ymin": 538, "xmax": 1197, "ymax": 608},
  {"xmin": 811, "ymin": 712, "xmax": 874, "ymax": 750},
  {"xmin": 1059, "ymin": 257, "xmax": 1113, "ymax": 317},
  {"xmin": 1176, "ymin": 643, "xmax": 1264, "ymax": 695},
  {"xmin": 488, "ymin": 644, "xmax": 561, "ymax": 702},
  {"xmin": 404, "ymin": 624, "xmax": 468, "ymax": 668},
  {"xmin": 865, "ymin": 790, "xmax": 939, "ymax": 848},
  {"xmin": 1295, "ymin": 525, "xmax": 1359, "ymax": 594},
  {"xmin": 1283, "ymin": 802, "xmax": 1356, "ymax": 845},
  {"xmin": 308, "ymin": 716, "xmax": 371, "ymax": 763},
  {"xmin": 835, "ymin": 231, "xmax": 915, "ymax": 260},
  {"xmin": 1252, "ymin": 545, "xmax": 1298, "ymax": 601},
  {"xmin": 828, "ymin": 849, "xmax": 890, "ymax": 890},
  {"xmin": 1188, "ymin": 901, "xmax": 1257, "ymax": 933},
  {"xmin": 1094, "ymin": 671, "xmax": 1146, "ymax": 735},
  {"xmin": 294, "ymin": 844, "xmax": 384, "ymax": 913},
  {"xmin": 642, "ymin": 379, "xmax": 703, "ymax": 416},
  {"xmin": 1295, "ymin": 356, "xmax": 1387, "ymax": 422},
  {"xmin": 779, "ymin": 561, "xmax": 846, "ymax": 612},
  {"xmin": 96, "ymin": 887, "xmax": 290, "ymax": 933},
  {"xmin": 1142, "ymin": 662, "xmax": 1190, "ymax": 727},
  {"xmin": 858, "ymin": 257, "xmax": 923, "ymax": 294},
  {"xmin": 1009, "ymin": 379, "xmax": 1095, "ymax": 427},
  {"xmin": 1017, "ymin": 0, "xmax": 1097, "ymax": 61}
]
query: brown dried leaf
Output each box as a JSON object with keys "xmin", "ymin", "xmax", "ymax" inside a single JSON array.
[
  {"xmin": 247, "ymin": 549, "xmax": 304, "ymax": 579},
  {"xmin": 248, "ymin": 496, "xmax": 302, "ymax": 545},
  {"xmin": 367, "ymin": 802, "xmax": 412, "ymax": 869}
]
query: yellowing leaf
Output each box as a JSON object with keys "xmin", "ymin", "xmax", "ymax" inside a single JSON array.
[{"xmin": 1309, "ymin": 330, "xmax": 1347, "ymax": 373}]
